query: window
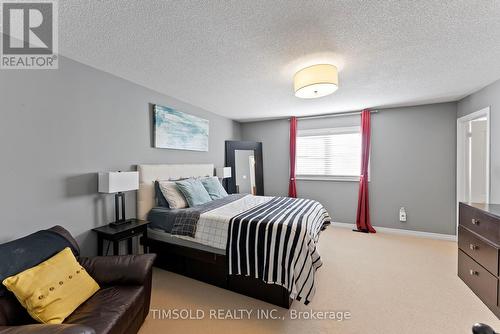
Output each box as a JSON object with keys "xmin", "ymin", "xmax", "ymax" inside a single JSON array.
[{"xmin": 296, "ymin": 126, "xmax": 364, "ymax": 181}]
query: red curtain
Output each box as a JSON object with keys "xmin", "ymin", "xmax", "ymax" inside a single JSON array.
[
  {"xmin": 288, "ymin": 116, "xmax": 298, "ymax": 198},
  {"xmin": 355, "ymin": 109, "xmax": 376, "ymax": 233}
]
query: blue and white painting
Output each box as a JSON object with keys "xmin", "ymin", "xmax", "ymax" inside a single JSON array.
[{"xmin": 154, "ymin": 105, "xmax": 209, "ymax": 151}]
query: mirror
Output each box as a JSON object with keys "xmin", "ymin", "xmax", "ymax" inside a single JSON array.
[
  {"xmin": 225, "ymin": 141, "xmax": 264, "ymax": 195},
  {"xmin": 235, "ymin": 150, "xmax": 256, "ymax": 194}
]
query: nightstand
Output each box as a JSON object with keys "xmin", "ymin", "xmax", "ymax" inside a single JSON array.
[{"xmin": 92, "ymin": 219, "xmax": 149, "ymax": 256}]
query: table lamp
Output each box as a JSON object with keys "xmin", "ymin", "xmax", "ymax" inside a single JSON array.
[
  {"xmin": 98, "ymin": 171, "xmax": 139, "ymax": 227},
  {"xmin": 216, "ymin": 167, "xmax": 232, "ymax": 190}
]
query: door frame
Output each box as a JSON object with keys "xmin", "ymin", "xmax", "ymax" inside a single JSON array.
[{"xmin": 456, "ymin": 106, "xmax": 490, "ymax": 231}]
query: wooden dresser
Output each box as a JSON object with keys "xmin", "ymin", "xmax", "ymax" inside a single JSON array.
[{"xmin": 458, "ymin": 202, "xmax": 500, "ymax": 318}]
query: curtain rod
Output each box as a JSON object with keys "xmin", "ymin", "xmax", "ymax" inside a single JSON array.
[{"xmin": 290, "ymin": 110, "xmax": 379, "ymax": 121}]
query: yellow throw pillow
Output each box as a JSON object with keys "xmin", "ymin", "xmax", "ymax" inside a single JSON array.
[{"xmin": 2, "ymin": 247, "xmax": 100, "ymax": 324}]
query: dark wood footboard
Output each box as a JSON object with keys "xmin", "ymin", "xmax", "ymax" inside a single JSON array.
[{"xmin": 147, "ymin": 238, "xmax": 293, "ymax": 309}]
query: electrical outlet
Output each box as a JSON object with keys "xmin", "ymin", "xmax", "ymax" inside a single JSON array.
[{"xmin": 399, "ymin": 207, "xmax": 407, "ymax": 222}]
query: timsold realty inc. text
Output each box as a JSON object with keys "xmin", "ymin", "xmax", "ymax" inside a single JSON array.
[{"xmin": 150, "ymin": 308, "xmax": 352, "ymax": 321}]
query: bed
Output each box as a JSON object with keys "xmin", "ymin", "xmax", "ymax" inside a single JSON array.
[{"xmin": 137, "ymin": 164, "xmax": 330, "ymax": 308}]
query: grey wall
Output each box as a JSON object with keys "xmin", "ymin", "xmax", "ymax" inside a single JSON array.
[
  {"xmin": 0, "ymin": 56, "xmax": 241, "ymax": 255},
  {"xmin": 458, "ymin": 79, "xmax": 500, "ymax": 203},
  {"xmin": 241, "ymin": 103, "xmax": 457, "ymax": 235}
]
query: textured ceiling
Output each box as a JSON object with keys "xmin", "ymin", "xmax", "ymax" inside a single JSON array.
[{"xmin": 59, "ymin": 0, "xmax": 500, "ymax": 121}]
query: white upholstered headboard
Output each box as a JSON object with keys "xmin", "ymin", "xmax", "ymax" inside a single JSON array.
[{"xmin": 137, "ymin": 164, "xmax": 214, "ymax": 220}]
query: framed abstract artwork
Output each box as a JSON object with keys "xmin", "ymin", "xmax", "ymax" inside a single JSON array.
[{"xmin": 153, "ymin": 104, "xmax": 209, "ymax": 151}]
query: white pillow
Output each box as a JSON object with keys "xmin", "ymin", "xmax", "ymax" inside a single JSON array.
[{"xmin": 157, "ymin": 180, "xmax": 188, "ymax": 209}]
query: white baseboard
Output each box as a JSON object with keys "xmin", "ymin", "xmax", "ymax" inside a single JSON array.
[{"xmin": 331, "ymin": 222, "xmax": 457, "ymax": 241}]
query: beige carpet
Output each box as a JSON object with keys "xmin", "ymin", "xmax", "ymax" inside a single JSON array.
[{"xmin": 139, "ymin": 226, "xmax": 500, "ymax": 334}]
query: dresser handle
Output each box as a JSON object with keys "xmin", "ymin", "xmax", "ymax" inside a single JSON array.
[
  {"xmin": 469, "ymin": 269, "xmax": 479, "ymax": 276},
  {"xmin": 471, "ymin": 218, "xmax": 480, "ymax": 225},
  {"xmin": 469, "ymin": 244, "xmax": 478, "ymax": 251}
]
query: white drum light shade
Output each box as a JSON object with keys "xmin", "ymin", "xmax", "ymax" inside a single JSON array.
[
  {"xmin": 294, "ymin": 64, "xmax": 338, "ymax": 99},
  {"xmin": 98, "ymin": 171, "xmax": 139, "ymax": 193}
]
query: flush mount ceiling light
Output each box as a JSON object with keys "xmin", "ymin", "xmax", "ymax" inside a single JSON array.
[{"xmin": 294, "ymin": 64, "xmax": 338, "ymax": 99}]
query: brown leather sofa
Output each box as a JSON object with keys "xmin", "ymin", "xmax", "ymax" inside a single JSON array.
[{"xmin": 0, "ymin": 226, "xmax": 156, "ymax": 334}]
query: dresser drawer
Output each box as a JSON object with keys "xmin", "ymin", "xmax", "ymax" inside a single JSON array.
[
  {"xmin": 459, "ymin": 226, "xmax": 499, "ymax": 276},
  {"xmin": 460, "ymin": 203, "xmax": 500, "ymax": 244},
  {"xmin": 458, "ymin": 250, "xmax": 498, "ymax": 308}
]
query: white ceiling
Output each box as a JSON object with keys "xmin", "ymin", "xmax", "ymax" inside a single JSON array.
[{"xmin": 59, "ymin": 1, "xmax": 500, "ymax": 122}]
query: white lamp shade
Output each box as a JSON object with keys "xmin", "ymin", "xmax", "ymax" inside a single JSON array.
[
  {"xmin": 216, "ymin": 167, "xmax": 232, "ymax": 179},
  {"xmin": 98, "ymin": 171, "xmax": 139, "ymax": 193},
  {"xmin": 294, "ymin": 64, "xmax": 338, "ymax": 99}
]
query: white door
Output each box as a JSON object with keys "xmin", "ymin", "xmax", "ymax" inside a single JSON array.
[
  {"xmin": 249, "ymin": 155, "xmax": 256, "ymax": 195},
  {"xmin": 457, "ymin": 107, "xmax": 490, "ymax": 207},
  {"xmin": 469, "ymin": 119, "xmax": 488, "ymax": 202}
]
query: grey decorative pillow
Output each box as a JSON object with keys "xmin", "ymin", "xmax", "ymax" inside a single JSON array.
[
  {"xmin": 158, "ymin": 181, "xmax": 188, "ymax": 209},
  {"xmin": 200, "ymin": 176, "xmax": 228, "ymax": 200},
  {"xmin": 154, "ymin": 181, "xmax": 169, "ymax": 208}
]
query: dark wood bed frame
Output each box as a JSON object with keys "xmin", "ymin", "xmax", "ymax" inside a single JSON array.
[{"xmin": 146, "ymin": 237, "xmax": 293, "ymax": 309}]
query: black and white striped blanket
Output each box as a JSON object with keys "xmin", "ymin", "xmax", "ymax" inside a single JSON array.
[{"xmin": 227, "ymin": 197, "xmax": 330, "ymax": 304}]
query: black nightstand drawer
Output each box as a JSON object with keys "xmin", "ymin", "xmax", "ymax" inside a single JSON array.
[{"xmin": 112, "ymin": 226, "xmax": 145, "ymax": 240}]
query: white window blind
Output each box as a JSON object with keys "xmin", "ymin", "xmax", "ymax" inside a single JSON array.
[{"xmin": 296, "ymin": 126, "xmax": 362, "ymax": 180}]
